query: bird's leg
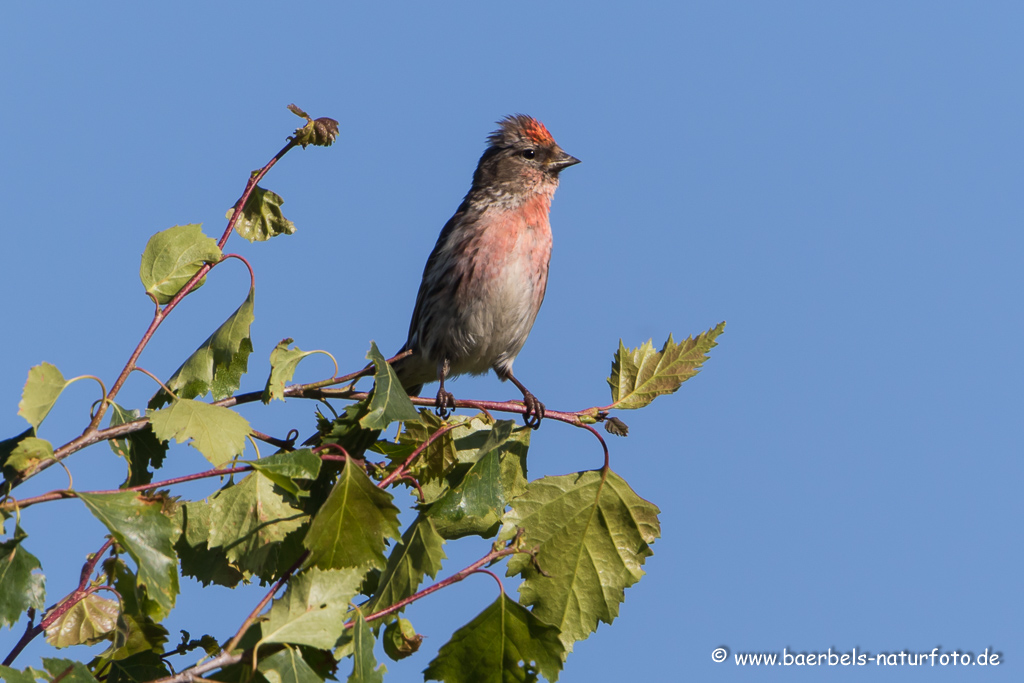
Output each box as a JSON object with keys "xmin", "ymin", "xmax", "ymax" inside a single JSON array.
[
  {"xmin": 505, "ymin": 371, "xmax": 545, "ymax": 429},
  {"xmin": 435, "ymin": 358, "xmax": 455, "ymax": 419}
]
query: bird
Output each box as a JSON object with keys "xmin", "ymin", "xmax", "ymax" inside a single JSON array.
[{"xmin": 390, "ymin": 114, "xmax": 579, "ymax": 428}]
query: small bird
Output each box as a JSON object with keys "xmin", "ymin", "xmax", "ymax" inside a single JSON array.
[{"xmin": 391, "ymin": 114, "xmax": 579, "ymax": 428}]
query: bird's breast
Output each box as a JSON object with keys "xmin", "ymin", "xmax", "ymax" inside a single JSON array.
[{"xmin": 446, "ymin": 194, "xmax": 553, "ymax": 372}]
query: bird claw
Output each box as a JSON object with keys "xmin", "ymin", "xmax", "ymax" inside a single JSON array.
[
  {"xmin": 521, "ymin": 392, "xmax": 545, "ymax": 429},
  {"xmin": 435, "ymin": 388, "xmax": 456, "ymax": 419}
]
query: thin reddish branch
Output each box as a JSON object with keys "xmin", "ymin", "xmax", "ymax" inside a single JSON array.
[
  {"xmin": 10, "ymin": 140, "xmax": 302, "ymax": 492},
  {"xmin": 2, "ymin": 466, "xmax": 254, "ymax": 512},
  {"xmin": 353, "ymin": 542, "xmax": 518, "ymax": 627},
  {"xmin": 5, "ymin": 380, "xmax": 608, "ymax": 499},
  {"xmin": 2, "ymin": 538, "xmax": 115, "ymax": 666},
  {"xmin": 222, "ymin": 550, "xmax": 309, "ymax": 655},
  {"xmin": 377, "ymin": 421, "xmax": 459, "ymax": 489}
]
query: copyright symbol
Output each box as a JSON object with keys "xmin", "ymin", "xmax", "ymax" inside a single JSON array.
[{"xmin": 712, "ymin": 647, "xmax": 728, "ymax": 663}]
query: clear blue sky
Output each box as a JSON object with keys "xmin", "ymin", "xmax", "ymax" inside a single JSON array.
[{"xmin": 3, "ymin": 2, "xmax": 1021, "ymax": 681}]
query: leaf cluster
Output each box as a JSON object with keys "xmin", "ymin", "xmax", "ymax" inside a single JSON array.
[{"xmin": 0, "ymin": 109, "xmax": 725, "ymax": 683}]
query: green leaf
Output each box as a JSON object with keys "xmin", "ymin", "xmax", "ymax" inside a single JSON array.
[
  {"xmin": 108, "ymin": 403, "xmax": 167, "ymax": 488},
  {"xmin": 5, "ymin": 437, "xmax": 54, "ymax": 475},
  {"xmin": 77, "ymin": 492, "xmax": 180, "ymax": 620},
  {"xmin": 41, "ymin": 659, "xmax": 98, "ymax": 683},
  {"xmin": 347, "ymin": 612, "xmax": 385, "ymax": 683},
  {"xmin": 105, "ymin": 652, "xmax": 170, "ymax": 683},
  {"xmin": 381, "ymin": 618, "xmax": 421, "ymax": 661},
  {"xmin": 365, "ymin": 515, "xmax": 445, "ymax": 620},
  {"xmin": 44, "ymin": 593, "xmax": 119, "ymax": 648},
  {"xmin": 426, "ymin": 421, "xmax": 529, "ymax": 539},
  {"xmin": 303, "ymin": 463, "xmax": 401, "ymax": 570},
  {"xmin": 247, "ymin": 449, "xmax": 322, "ymax": 498},
  {"xmin": 104, "ymin": 559, "xmax": 170, "ymax": 638},
  {"xmin": 1, "ymin": 429, "xmax": 34, "ymax": 477},
  {"xmin": 262, "ymin": 339, "xmax": 321, "ymax": 403},
  {"xmin": 0, "ymin": 666, "xmax": 39, "ymax": 683},
  {"xmin": 17, "ymin": 362, "xmax": 68, "ymax": 430},
  {"xmin": 206, "ymin": 473, "xmax": 308, "ymax": 578},
  {"xmin": 148, "ymin": 399, "xmax": 250, "ymax": 467},
  {"xmin": 608, "ymin": 322, "xmax": 725, "ymax": 410},
  {"xmin": 423, "ymin": 595, "xmax": 563, "ymax": 683},
  {"xmin": 104, "ymin": 612, "xmax": 170, "ymax": 660},
  {"xmin": 501, "ymin": 470, "xmax": 661, "ymax": 651},
  {"xmin": 150, "ymin": 288, "xmax": 255, "ymax": 409},
  {"xmin": 139, "ymin": 224, "xmax": 221, "ymax": 304},
  {"xmin": 260, "ymin": 568, "xmax": 364, "ymax": 650},
  {"xmin": 258, "ymin": 647, "xmax": 323, "ymax": 683},
  {"xmin": 174, "ymin": 502, "xmax": 245, "ymax": 588},
  {"xmin": 360, "ymin": 342, "xmax": 418, "ymax": 430},
  {"xmin": 0, "ymin": 525, "xmax": 46, "ymax": 628},
  {"xmin": 232, "ymin": 186, "xmax": 296, "ymax": 242}
]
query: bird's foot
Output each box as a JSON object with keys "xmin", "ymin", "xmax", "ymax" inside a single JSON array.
[
  {"xmin": 521, "ymin": 391, "xmax": 545, "ymax": 429},
  {"xmin": 435, "ymin": 387, "xmax": 456, "ymax": 419}
]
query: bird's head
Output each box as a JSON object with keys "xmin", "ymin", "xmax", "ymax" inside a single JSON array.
[{"xmin": 473, "ymin": 114, "xmax": 580, "ymax": 194}]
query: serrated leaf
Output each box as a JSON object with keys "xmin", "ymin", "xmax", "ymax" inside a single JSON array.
[
  {"xmin": 258, "ymin": 647, "xmax": 323, "ymax": 683},
  {"xmin": 105, "ymin": 652, "xmax": 170, "ymax": 683},
  {"xmin": 41, "ymin": 659, "xmax": 98, "ymax": 683},
  {"xmin": 5, "ymin": 437, "xmax": 54, "ymax": 474},
  {"xmin": 608, "ymin": 322, "xmax": 725, "ymax": 410},
  {"xmin": 260, "ymin": 568, "xmax": 363, "ymax": 650},
  {"xmin": 303, "ymin": 463, "xmax": 400, "ymax": 570},
  {"xmin": 17, "ymin": 362, "xmax": 68, "ymax": 430},
  {"xmin": 150, "ymin": 288, "xmax": 255, "ymax": 409},
  {"xmin": 500, "ymin": 470, "xmax": 660, "ymax": 651},
  {"xmin": 426, "ymin": 421, "xmax": 529, "ymax": 539},
  {"xmin": 348, "ymin": 612, "xmax": 385, "ymax": 683},
  {"xmin": 207, "ymin": 473, "xmax": 308, "ymax": 577},
  {"xmin": 108, "ymin": 403, "xmax": 167, "ymax": 488},
  {"xmin": 423, "ymin": 595, "xmax": 563, "ymax": 683},
  {"xmin": 248, "ymin": 449, "xmax": 322, "ymax": 497},
  {"xmin": 365, "ymin": 515, "xmax": 445, "ymax": 621},
  {"xmin": 0, "ymin": 525, "xmax": 46, "ymax": 628},
  {"xmin": 0, "ymin": 666, "xmax": 38, "ymax": 683},
  {"xmin": 360, "ymin": 342, "xmax": 418, "ymax": 430},
  {"xmin": 139, "ymin": 224, "xmax": 221, "ymax": 304},
  {"xmin": 44, "ymin": 593, "xmax": 119, "ymax": 648},
  {"xmin": 77, "ymin": 492, "xmax": 180, "ymax": 620},
  {"xmin": 174, "ymin": 502, "xmax": 245, "ymax": 588},
  {"xmin": 262, "ymin": 339, "xmax": 321, "ymax": 403},
  {"xmin": 233, "ymin": 186, "xmax": 296, "ymax": 242},
  {"xmin": 148, "ymin": 399, "xmax": 250, "ymax": 467}
]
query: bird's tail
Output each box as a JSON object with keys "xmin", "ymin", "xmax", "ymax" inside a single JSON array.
[{"xmin": 386, "ymin": 345, "xmax": 424, "ymax": 397}]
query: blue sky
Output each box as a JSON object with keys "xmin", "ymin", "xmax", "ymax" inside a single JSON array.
[{"xmin": 2, "ymin": 2, "xmax": 1021, "ymax": 681}]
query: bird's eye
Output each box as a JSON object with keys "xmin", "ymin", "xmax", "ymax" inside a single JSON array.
[{"xmin": 521, "ymin": 149, "xmax": 536, "ymax": 159}]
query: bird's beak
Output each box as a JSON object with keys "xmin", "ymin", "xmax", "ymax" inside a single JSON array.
[{"xmin": 548, "ymin": 149, "xmax": 581, "ymax": 172}]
